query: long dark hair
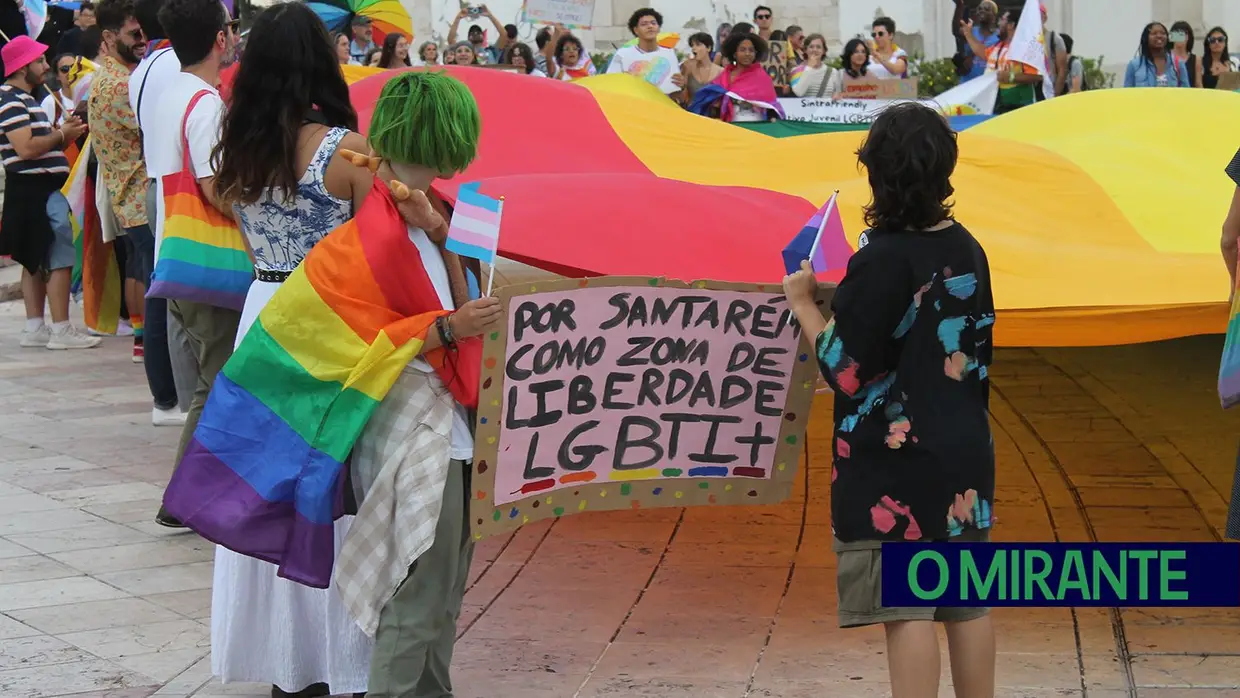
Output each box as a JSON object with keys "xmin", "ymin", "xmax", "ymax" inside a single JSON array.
[
  {"xmin": 842, "ymin": 38, "xmax": 870, "ymax": 78},
  {"xmin": 1138, "ymin": 22, "xmax": 1169, "ymax": 66},
  {"xmin": 722, "ymin": 31, "xmax": 768, "ymax": 64},
  {"xmin": 211, "ymin": 2, "xmax": 357, "ymax": 206},
  {"xmin": 378, "ymin": 32, "xmax": 410, "ymax": 68},
  {"xmin": 857, "ymin": 102, "xmax": 957, "ymax": 232},
  {"xmin": 1204, "ymin": 26, "xmax": 1230, "ymax": 75}
]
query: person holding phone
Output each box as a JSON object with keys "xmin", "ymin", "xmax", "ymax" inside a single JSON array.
[
  {"xmin": 868, "ymin": 16, "xmax": 907, "ymax": 79},
  {"xmin": 447, "ymin": 5, "xmax": 508, "ymax": 64},
  {"xmin": 1170, "ymin": 21, "xmax": 1203, "ymax": 88}
]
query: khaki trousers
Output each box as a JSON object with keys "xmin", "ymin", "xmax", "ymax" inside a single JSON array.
[{"xmin": 367, "ymin": 460, "xmax": 474, "ymax": 698}]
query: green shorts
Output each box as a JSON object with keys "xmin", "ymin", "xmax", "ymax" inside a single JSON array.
[{"xmin": 835, "ymin": 528, "xmax": 991, "ymax": 628}]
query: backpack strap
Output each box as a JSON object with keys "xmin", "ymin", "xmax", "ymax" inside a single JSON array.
[{"xmin": 136, "ymin": 48, "xmax": 173, "ymax": 158}]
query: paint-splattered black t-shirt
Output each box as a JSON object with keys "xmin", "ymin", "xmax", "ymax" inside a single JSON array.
[{"xmin": 815, "ymin": 222, "xmax": 996, "ymax": 543}]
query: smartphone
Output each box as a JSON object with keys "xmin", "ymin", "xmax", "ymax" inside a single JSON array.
[
  {"xmin": 1170, "ymin": 30, "xmax": 1187, "ymax": 43},
  {"xmin": 467, "ymin": 5, "xmax": 482, "ymax": 16}
]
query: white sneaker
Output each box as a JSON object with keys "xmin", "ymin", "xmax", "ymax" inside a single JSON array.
[
  {"xmin": 152, "ymin": 406, "xmax": 187, "ymax": 427},
  {"xmin": 47, "ymin": 325, "xmax": 103, "ymax": 350},
  {"xmin": 19, "ymin": 325, "xmax": 51, "ymax": 348},
  {"xmin": 115, "ymin": 320, "xmax": 134, "ymax": 337}
]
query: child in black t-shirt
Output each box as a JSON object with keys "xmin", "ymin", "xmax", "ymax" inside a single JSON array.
[{"xmin": 783, "ymin": 101, "xmax": 997, "ymax": 698}]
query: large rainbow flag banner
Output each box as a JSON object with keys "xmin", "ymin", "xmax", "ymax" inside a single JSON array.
[
  {"xmin": 65, "ymin": 138, "xmax": 122, "ymax": 335},
  {"xmin": 162, "ymin": 183, "xmax": 453, "ymax": 588}
]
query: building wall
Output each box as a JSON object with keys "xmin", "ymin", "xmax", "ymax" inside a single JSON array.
[{"xmin": 409, "ymin": 0, "xmax": 1240, "ymax": 77}]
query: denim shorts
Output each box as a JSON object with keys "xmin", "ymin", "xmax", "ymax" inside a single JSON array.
[{"xmin": 45, "ymin": 190, "xmax": 76, "ymax": 272}]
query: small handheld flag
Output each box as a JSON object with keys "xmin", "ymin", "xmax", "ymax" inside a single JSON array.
[
  {"xmin": 781, "ymin": 191, "xmax": 850, "ymax": 276},
  {"xmin": 445, "ymin": 182, "xmax": 504, "ymax": 295}
]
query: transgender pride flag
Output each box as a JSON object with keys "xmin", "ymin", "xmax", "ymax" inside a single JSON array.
[{"xmin": 446, "ymin": 182, "xmax": 503, "ymax": 265}]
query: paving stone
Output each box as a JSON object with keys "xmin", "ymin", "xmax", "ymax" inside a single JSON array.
[{"xmin": 2, "ymin": 302, "xmax": 1239, "ymax": 694}]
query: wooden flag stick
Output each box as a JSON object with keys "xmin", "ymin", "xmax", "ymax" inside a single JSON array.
[{"xmin": 483, "ymin": 195, "xmax": 503, "ymax": 296}]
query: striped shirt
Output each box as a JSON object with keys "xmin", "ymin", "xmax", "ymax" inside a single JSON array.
[{"xmin": 0, "ymin": 84, "xmax": 70, "ymax": 175}]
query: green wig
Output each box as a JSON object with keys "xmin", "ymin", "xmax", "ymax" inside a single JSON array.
[{"xmin": 367, "ymin": 71, "xmax": 481, "ymax": 174}]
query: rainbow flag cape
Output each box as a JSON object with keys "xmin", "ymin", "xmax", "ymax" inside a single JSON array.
[
  {"xmin": 162, "ymin": 183, "xmax": 474, "ymax": 588},
  {"xmin": 1220, "ymin": 287, "xmax": 1240, "ymax": 408},
  {"xmin": 65, "ymin": 139, "xmax": 121, "ymax": 335}
]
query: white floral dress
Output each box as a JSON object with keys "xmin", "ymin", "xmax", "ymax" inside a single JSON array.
[{"xmin": 212, "ymin": 126, "xmax": 372, "ymax": 694}]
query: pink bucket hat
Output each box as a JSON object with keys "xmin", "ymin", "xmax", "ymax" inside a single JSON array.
[{"xmin": 2, "ymin": 36, "xmax": 49, "ymax": 78}]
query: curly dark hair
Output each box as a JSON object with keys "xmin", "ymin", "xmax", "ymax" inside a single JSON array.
[
  {"xmin": 731, "ymin": 22, "xmax": 753, "ymax": 35},
  {"xmin": 504, "ymin": 41, "xmax": 538, "ymax": 74},
  {"xmin": 721, "ymin": 31, "xmax": 768, "ymax": 64},
  {"xmin": 856, "ymin": 102, "xmax": 958, "ymax": 233},
  {"xmin": 554, "ymin": 33, "xmax": 584, "ymax": 64},
  {"xmin": 627, "ymin": 8, "xmax": 662, "ymax": 35},
  {"xmin": 158, "ymin": 0, "xmax": 227, "ymax": 66},
  {"xmin": 210, "ymin": 1, "xmax": 357, "ymax": 206}
]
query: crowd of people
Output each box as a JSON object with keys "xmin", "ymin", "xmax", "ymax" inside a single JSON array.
[{"xmin": 307, "ymin": 0, "xmax": 1240, "ymax": 125}]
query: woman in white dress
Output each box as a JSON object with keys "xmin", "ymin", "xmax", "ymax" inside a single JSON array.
[{"xmin": 207, "ymin": 4, "xmax": 378, "ymax": 695}]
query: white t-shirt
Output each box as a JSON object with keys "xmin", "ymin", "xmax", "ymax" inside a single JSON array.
[
  {"xmin": 868, "ymin": 47, "xmax": 908, "ymax": 79},
  {"xmin": 39, "ymin": 92, "xmax": 74, "ymax": 127},
  {"xmin": 139, "ymin": 70, "xmax": 224, "ymax": 259},
  {"xmin": 731, "ymin": 100, "xmax": 766, "ymax": 122},
  {"xmin": 606, "ymin": 45, "xmax": 680, "ymax": 93},
  {"xmin": 407, "ymin": 225, "xmax": 475, "ymax": 461},
  {"xmin": 129, "ymin": 46, "xmax": 181, "ymax": 157}
]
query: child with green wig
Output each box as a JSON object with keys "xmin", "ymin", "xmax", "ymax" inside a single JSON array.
[{"xmin": 334, "ymin": 70, "xmax": 504, "ymax": 698}]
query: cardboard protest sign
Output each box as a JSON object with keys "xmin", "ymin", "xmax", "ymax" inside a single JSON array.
[
  {"xmin": 470, "ymin": 276, "xmax": 832, "ymax": 538},
  {"xmin": 521, "ymin": 0, "xmax": 595, "ymax": 30},
  {"xmin": 839, "ymin": 78, "xmax": 919, "ymax": 100},
  {"xmin": 763, "ymin": 39, "xmax": 791, "ymax": 95}
]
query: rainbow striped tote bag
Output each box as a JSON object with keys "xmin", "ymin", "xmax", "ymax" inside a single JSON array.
[{"xmin": 147, "ymin": 90, "xmax": 251, "ymax": 311}]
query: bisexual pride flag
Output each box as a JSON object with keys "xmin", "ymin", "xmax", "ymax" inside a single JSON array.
[
  {"xmin": 781, "ymin": 191, "xmax": 851, "ymax": 277},
  {"xmin": 445, "ymin": 182, "xmax": 502, "ymax": 264}
]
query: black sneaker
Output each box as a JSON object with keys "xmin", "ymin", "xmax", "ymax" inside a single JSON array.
[{"xmin": 155, "ymin": 507, "xmax": 186, "ymax": 528}]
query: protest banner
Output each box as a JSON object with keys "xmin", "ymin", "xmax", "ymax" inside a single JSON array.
[
  {"xmin": 778, "ymin": 71, "xmax": 998, "ymax": 123},
  {"xmin": 521, "ymin": 0, "xmax": 595, "ymax": 29},
  {"xmin": 470, "ymin": 276, "xmax": 832, "ymax": 537},
  {"xmin": 838, "ymin": 78, "xmax": 919, "ymax": 100}
]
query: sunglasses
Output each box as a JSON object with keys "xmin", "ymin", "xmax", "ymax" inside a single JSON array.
[
  {"xmin": 58, "ymin": 65, "xmax": 72, "ymax": 73},
  {"xmin": 872, "ymin": 31, "xmax": 888, "ymax": 38},
  {"xmin": 227, "ymin": 19, "xmax": 240, "ymax": 31},
  {"xmin": 755, "ymin": 13, "xmax": 771, "ymax": 19},
  {"xmin": 1210, "ymin": 36, "xmax": 1228, "ymax": 44}
]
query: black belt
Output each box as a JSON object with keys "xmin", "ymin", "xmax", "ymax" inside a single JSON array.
[{"xmin": 256, "ymin": 268, "xmax": 292, "ymax": 283}]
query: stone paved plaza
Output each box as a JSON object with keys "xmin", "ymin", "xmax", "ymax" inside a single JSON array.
[{"xmin": 1, "ymin": 296, "xmax": 1239, "ymax": 698}]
